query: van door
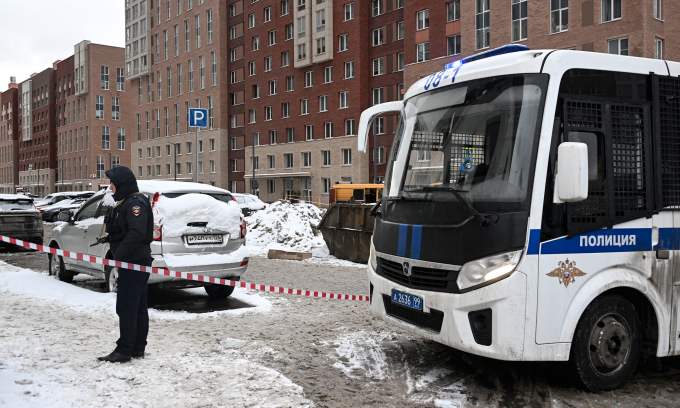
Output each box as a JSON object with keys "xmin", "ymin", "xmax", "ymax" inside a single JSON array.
[{"xmin": 670, "ymin": 212, "xmax": 680, "ymax": 354}]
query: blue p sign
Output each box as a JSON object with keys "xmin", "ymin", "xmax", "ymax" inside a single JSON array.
[{"xmin": 189, "ymin": 108, "xmax": 208, "ymax": 128}]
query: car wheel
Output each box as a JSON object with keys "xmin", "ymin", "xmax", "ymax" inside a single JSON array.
[
  {"xmin": 105, "ymin": 265, "xmax": 119, "ymax": 293},
  {"xmin": 50, "ymin": 252, "xmax": 74, "ymax": 283},
  {"xmin": 204, "ymin": 284, "xmax": 235, "ymax": 299},
  {"xmin": 51, "ymin": 212, "xmax": 59, "ymax": 222},
  {"xmin": 568, "ymin": 294, "xmax": 641, "ymax": 392}
]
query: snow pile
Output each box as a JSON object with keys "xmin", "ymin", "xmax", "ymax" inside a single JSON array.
[
  {"xmin": 245, "ymin": 200, "xmax": 326, "ymax": 255},
  {"xmin": 155, "ymin": 193, "xmax": 242, "ymax": 239}
]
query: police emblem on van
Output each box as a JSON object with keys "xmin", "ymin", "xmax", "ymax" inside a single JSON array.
[
  {"xmin": 546, "ymin": 259, "xmax": 586, "ymax": 288},
  {"xmin": 403, "ymin": 262, "xmax": 411, "ymax": 277}
]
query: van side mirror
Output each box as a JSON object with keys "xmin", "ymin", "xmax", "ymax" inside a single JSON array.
[
  {"xmin": 57, "ymin": 211, "xmax": 72, "ymax": 223},
  {"xmin": 357, "ymin": 101, "xmax": 403, "ymax": 153},
  {"xmin": 553, "ymin": 142, "xmax": 589, "ymax": 203}
]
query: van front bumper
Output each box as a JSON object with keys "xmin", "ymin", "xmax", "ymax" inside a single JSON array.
[{"xmin": 368, "ymin": 261, "xmax": 527, "ymax": 361}]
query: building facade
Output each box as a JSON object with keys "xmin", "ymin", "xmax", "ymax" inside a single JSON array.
[
  {"xmin": 0, "ymin": 79, "xmax": 19, "ymax": 194},
  {"xmin": 127, "ymin": 0, "xmax": 230, "ymax": 187},
  {"xmin": 56, "ymin": 41, "xmax": 133, "ymax": 192}
]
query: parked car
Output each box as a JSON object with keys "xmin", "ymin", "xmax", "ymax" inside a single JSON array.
[
  {"xmin": 41, "ymin": 197, "xmax": 88, "ymax": 222},
  {"xmin": 0, "ymin": 194, "xmax": 43, "ymax": 245},
  {"xmin": 35, "ymin": 191, "xmax": 94, "ymax": 209},
  {"xmin": 49, "ymin": 181, "xmax": 249, "ymax": 298},
  {"xmin": 232, "ymin": 193, "xmax": 266, "ymax": 216}
]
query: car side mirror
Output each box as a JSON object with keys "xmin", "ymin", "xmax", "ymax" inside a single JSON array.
[
  {"xmin": 57, "ymin": 211, "xmax": 72, "ymax": 223},
  {"xmin": 554, "ymin": 142, "xmax": 589, "ymax": 203}
]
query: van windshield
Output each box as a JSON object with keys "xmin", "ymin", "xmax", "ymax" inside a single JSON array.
[{"xmin": 398, "ymin": 74, "xmax": 547, "ymax": 209}]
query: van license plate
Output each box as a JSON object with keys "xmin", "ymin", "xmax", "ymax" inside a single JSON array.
[
  {"xmin": 391, "ymin": 289, "xmax": 423, "ymax": 311},
  {"xmin": 186, "ymin": 234, "xmax": 223, "ymax": 245}
]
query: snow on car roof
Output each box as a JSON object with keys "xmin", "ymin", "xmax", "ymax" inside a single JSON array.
[
  {"xmin": 137, "ymin": 180, "xmax": 232, "ymax": 195},
  {"xmin": 0, "ymin": 194, "xmax": 33, "ymax": 201}
]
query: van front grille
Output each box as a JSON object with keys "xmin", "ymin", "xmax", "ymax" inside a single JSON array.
[{"xmin": 376, "ymin": 257, "xmax": 460, "ymax": 293}]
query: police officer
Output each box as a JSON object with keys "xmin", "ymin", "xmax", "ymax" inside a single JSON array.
[{"xmin": 98, "ymin": 166, "xmax": 154, "ymax": 363}]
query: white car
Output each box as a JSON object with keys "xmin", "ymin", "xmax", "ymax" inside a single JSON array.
[
  {"xmin": 49, "ymin": 181, "xmax": 249, "ymax": 298},
  {"xmin": 35, "ymin": 191, "xmax": 94, "ymax": 209},
  {"xmin": 232, "ymin": 193, "xmax": 266, "ymax": 216}
]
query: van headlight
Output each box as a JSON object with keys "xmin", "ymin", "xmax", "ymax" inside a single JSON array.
[
  {"xmin": 457, "ymin": 250, "xmax": 522, "ymax": 291},
  {"xmin": 369, "ymin": 241, "xmax": 377, "ymax": 270}
]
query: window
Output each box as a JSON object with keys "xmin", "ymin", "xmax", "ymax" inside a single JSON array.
[
  {"xmin": 117, "ymin": 68, "xmax": 125, "ymax": 91},
  {"xmin": 199, "ymin": 55, "xmax": 205, "ymax": 89},
  {"xmin": 447, "ymin": 35, "xmax": 461, "ymax": 56},
  {"xmin": 397, "ymin": 52, "xmax": 404, "ymax": 71},
  {"xmin": 417, "ymin": 42, "xmax": 430, "ymax": 62},
  {"xmin": 324, "ymin": 66, "xmax": 333, "ymax": 83},
  {"xmin": 602, "ymin": 0, "xmax": 622, "ymax": 22},
  {"xmin": 249, "ymin": 109, "xmax": 256, "ymax": 123},
  {"xmin": 231, "ymin": 137, "xmax": 238, "ymax": 150},
  {"xmin": 249, "ymin": 13, "xmax": 255, "ymax": 28},
  {"xmin": 102, "ymin": 126, "xmax": 110, "ymax": 150},
  {"xmin": 284, "ymin": 153, "xmax": 293, "ymax": 168},
  {"xmin": 316, "ymin": 38, "xmax": 326, "ymax": 54},
  {"xmin": 96, "ymin": 95, "xmax": 104, "ymax": 119},
  {"xmin": 210, "ymin": 138, "xmax": 215, "ymax": 151},
  {"xmin": 117, "ymin": 127, "xmax": 126, "ymax": 150},
  {"xmin": 138, "ymin": 148, "xmax": 143, "ymax": 159},
  {"xmin": 319, "ymin": 95, "xmax": 328, "ymax": 112},
  {"xmin": 270, "ymin": 130, "xmax": 277, "ymax": 144},
  {"xmin": 316, "ymin": 9, "xmax": 325, "ymax": 30},
  {"xmin": 345, "ymin": 61, "xmax": 354, "ymax": 78},
  {"xmin": 551, "ymin": 0, "xmax": 568, "ymax": 33},
  {"xmin": 249, "ymin": 61, "xmax": 256, "ymax": 75},
  {"xmin": 195, "ymin": 15, "xmax": 201, "ymax": 48},
  {"xmin": 301, "ymin": 99, "xmax": 309, "ymax": 115},
  {"xmin": 302, "ymin": 151, "xmax": 311, "ymax": 167},
  {"xmin": 344, "ymin": 2, "xmax": 354, "ymax": 20},
  {"xmin": 101, "ymin": 66, "xmax": 109, "ymax": 90},
  {"xmin": 264, "ymin": 6, "xmax": 271, "ymax": 22},
  {"xmin": 185, "ymin": 20, "xmax": 190, "ymax": 52},
  {"xmin": 511, "ymin": 0, "xmax": 527, "ymax": 42},
  {"xmin": 229, "ymin": 3, "xmax": 237, "ymax": 17},
  {"xmin": 265, "ymin": 106, "xmax": 272, "ymax": 121},
  {"xmin": 287, "ymin": 127, "xmax": 295, "ymax": 142},
  {"xmin": 268, "ymin": 30, "xmax": 276, "ymax": 45},
  {"xmin": 211, "ymin": 51, "xmax": 217, "ymax": 86},
  {"xmin": 373, "ymin": 146, "xmax": 384, "ymax": 164},
  {"xmin": 373, "ymin": 117, "xmax": 384, "ymax": 134},
  {"xmin": 397, "ymin": 83, "xmax": 404, "ymax": 100},
  {"xmin": 265, "ymin": 56, "xmax": 272, "ymax": 71},
  {"xmin": 207, "ymin": 9, "xmax": 213, "ymax": 43},
  {"xmin": 305, "ymin": 71, "xmax": 313, "ymax": 87},
  {"xmin": 447, "ymin": 0, "xmax": 460, "ymax": 21},
  {"xmin": 167, "ymin": 67, "xmax": 172, "ymax": 98},
  {"xmin": 608, "ymin": 37, "xmax": 628, "ymax": 55},
  {"xmin": 655, "ymin": 38, "xmax": 663, "ymax": 59},
  {"xmin": 397, "ymin": 21, "xmax": 404, "ymax": 40},
  {"xmin": 339, "ymin": 34, "xmax": 348, "ymax": 52},
  {"xmin": 322, "ymin": 150, "xmax": 331, "ymax": 166},
  {"xmin": 416, "ymin": 9, "xmax": 429, "ymax": 30},
  {"xmin": 372, "ymin": 0, "xmax": 382, "ymax": 16},
  {"xmin": 373, "ymin": 88, "xmax": 383, "ymax": 105},
  {"xmin": 286, "ymin": 75, "xmax": 294, "ymax": 91},
  {"xmin": 208, "ymin": 96, "xmax": 213, "ymax": 129},
  {"xmin": 342, "ymin": 148, "xmax": 351, "ymax": 165},
  {"xmin": 268, "ymin": 179, "xmax": 276, "ymax": 194},
  {"xmin": 286, "ymin": 23, "xmax": 294, "ymax": 40},
  {"xmin": 654, "ymin": 0, "xmax": 662, "ymax": 20},
  {"xmin": 322, "ymin": 178, "xmax": 331, "ymax": 194},
  {"xmin": 298, "ymin": 44, "xmax": 307, "ymax": 60},
  {"xmin": 164, "ymin": 29, "xmax": 169, "ymax": 60},
  {"xmin": 324, "ymin": 122, "xmax": 333, "ymax": 138},
  {"xmin": 189, "ymin": 60, "xmax": 194, "ymax": 91},
  {"xmin": 252, "ymin": 132, "xmax": 260, "ymax": 146},
  {"xmin": 253, "ymin": 83, "xmax": 260, "ymax": 98},
  {"xmin": 282, "ymin": 50, "xmax": 290, "ymax": 67},
  {"xmin": 282, "ymin": 102, "xmax": 290, "ymax": 118},
  {"xmin": 157, "ymin": 70, "xmax": 162, "ymax": 100},
  {"xmin": 339, "ymin": 91, "xmax": 348, "ymax": 109},
  {"xmin": 269, "ymin": 80, "xmax": 277, "ymax": 95},
  {"xmin": 253, "ymin": 36, "xmax": 260, "ymax": 51},
  {"xmin": 281, "ymin": 0, "xmax": 289, "ymax": 15},
  {"xmin": 372, "ymin": 28, "xmax": 383, "ymax": 46},
  {"xmin": 298, "ymin": 16, "xmax": 306, "ymax": 37},
  {"xmin": 372, "ymin": 57, "xmax": 384, "ymax": 76},
  {"xmin": 174, "ymin": 25, "xmax": 180, "ymax": 56},
  {"xmin": 476, "ymin": 0, "xmax": 490, "ymax": 49},
  {"xmin": 345, "ymin": 118, "xmax": 355, "ymax": 135},
  {"xmin": 111, "ymin": 97, "xmax": 120, "ymax": 120},
  {"xmin": 305, "ymin": 125, "xmax": 314, "ymax": 140}
]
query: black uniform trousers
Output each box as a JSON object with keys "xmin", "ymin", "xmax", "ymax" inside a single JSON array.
[{"xmin": 114, "ymin": 256, "xmax": 153, "ymax": 356}]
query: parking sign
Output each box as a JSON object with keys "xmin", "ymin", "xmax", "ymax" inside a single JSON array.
[{"xmin": 189, "ymin": 108, "xmax": 208, "ymax": 128}]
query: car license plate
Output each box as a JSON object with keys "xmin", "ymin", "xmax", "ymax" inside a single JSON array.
[
  {"xmin": 391, "ymin": 289, "xmax": 423, "ymax": 311},
  {"xmin": 186, "ymin": 234, "xmax": 223, "ymax": 245}
]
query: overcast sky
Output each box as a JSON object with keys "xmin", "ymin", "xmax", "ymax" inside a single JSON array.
[{"xmin": 0, "ymin": 1, "xmax": 124, "ymax": 92}]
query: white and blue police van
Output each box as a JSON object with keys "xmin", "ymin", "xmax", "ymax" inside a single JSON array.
[{"xmin": 359, "ymin": 45, "xmax": 680, "ymax": 391}]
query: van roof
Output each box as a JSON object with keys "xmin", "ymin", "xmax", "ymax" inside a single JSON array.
[{"xmin": 137, "ymin": 180, "xmax": 232, "ymax": 195}]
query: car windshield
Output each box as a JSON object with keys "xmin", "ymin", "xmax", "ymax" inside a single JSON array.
[
  {"xmin": 163, "ymin": 192, "xmax": 234, "ymax": 204},
  {"xmin": 0, "ymin": 200, "xmax": 34, "ymax": 211},
  {"xmin": 398, "ymin": 74, "xmax": 547, "ymax": 208}
]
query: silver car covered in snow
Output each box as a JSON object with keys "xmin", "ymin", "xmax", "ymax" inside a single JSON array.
[{"xmin": 48, "ymin": 181, "xmax": 249, "ymax": 298}]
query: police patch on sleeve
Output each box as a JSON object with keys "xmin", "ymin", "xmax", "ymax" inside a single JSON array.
[{"xmin": 132, "ymin": 206, "xmax": 141, "ymax": 216}]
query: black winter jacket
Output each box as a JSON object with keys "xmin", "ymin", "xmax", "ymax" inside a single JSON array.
[{"xmin": 104, "ymin": 167, "xmax": 153, "ymax": 263}]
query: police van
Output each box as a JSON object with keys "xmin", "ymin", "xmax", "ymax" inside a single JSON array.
[{"xmin": 360, "ymin": 45, "xmax": 680, "ymax": 391}]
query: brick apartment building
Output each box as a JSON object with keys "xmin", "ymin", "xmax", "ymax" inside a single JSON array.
[
  {"xmin": 17, "ymin": 66, "xmax": 58, "ymax": 197},
  {"xmin": 127, "ymin": 0, "xmax": 229, "ymax": 187},
  {"xmin": 0, "ymin": 79, "xmax": 19, "ymax": 194},
  {"xmin": 55, "ymin": 41, "xmax": 132, "ymax": 192}
]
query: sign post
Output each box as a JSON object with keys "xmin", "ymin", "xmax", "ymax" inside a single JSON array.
[{"xmin": 189, "ymin": 108, "xmax": 208, "ymax": 183}]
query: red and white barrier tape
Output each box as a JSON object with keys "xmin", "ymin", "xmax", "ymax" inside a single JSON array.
[{"xmin": 0, "ymin": 235, "xmax": 370, "ymax": 302}]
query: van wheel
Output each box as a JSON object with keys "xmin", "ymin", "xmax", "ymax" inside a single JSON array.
[
  {"xmin": 569, "ymin": 294, "xmax": 641, "ymax": 391},
  {"xmin": 205, "ymin": 284, "xmax": 235, "ymax": 299},
  {"xmin": 50, "ymin": 252, "xmax": 74, "ymax": 283},
  {"xmin": 105, "ymin": 265, "xmax": 119, "ymax": 293}
]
